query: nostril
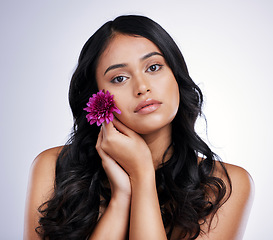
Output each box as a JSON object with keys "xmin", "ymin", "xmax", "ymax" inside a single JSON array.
[{"xmin": 137, "ymin": 88, "xmax": 150, "ymax": 96}]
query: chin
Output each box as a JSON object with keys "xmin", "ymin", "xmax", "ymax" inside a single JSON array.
[{"xmin": 134, "ymin": 120, "xmax": 174, "ymax": 136}]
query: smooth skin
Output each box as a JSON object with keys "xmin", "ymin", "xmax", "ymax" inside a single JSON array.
[{"xmin": 24, "ymin": 34, "xmax": 254, "ymax": 240}]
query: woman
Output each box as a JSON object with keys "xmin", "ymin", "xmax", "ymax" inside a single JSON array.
[{"xmin": 24, "ymin": 15, "xmax": 254, "ymax": 240}]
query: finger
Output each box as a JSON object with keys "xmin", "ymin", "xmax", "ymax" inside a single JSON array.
[
  {"xmin": 101, "ymin": 121, "xmax": 115, "ymax": 138},
  {"xmin": 98, "ymin": 146, "xmax": 113, "ymax": 165},
  {"xmin": 97, "ymin": 139, "xmax": 124, "ymax": 174},
  {"xmin": 96, "ymin": 126, "xmax": 103, "ymax": 149},
  {"xmin": 112, "ymin": 118, "xmax": 136, "ymax": 137},
  {"xmin": 96, "ymin": 129, "xmax": 113, "ymax": 162}
]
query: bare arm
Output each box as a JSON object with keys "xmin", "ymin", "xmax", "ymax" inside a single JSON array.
[
  {"xmin": 89, "ymin": 128, "xmax": 131, "ymax": 240},
  {"xmin": 100, "ymin": 119, "xmax": 168, "ymax": 240},
  {"xmin": 129, "ymin": 172, "xmax": 167, "ymax": 240},
  {"xmin": 88, "ymin": 196, "xmax": 130, "ymax": 240}
]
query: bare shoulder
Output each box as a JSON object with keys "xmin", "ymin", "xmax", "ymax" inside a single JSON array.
[
  {"xmin": 30, "ymin": 146, "xmax": 64, "ymax": 191},
  {"xmin": 32, "ymin": 146, "xmax": 63, "ymax": 170},
  {"xmin": 213, "ymin": 161, "xmax": 255, "ymax": 218},
  {"xmin": 27, "ymin": 145, "xmax": 64, "ymax": 205},
  {"xmin": 216, "ymin": 161, "xmax": 254, "ymax": 199},
  {"xmin": 28, "ymin": 146, "xmax": 65, "ymax": 200},
  {"xmin": 24, "ymin": 146, "xmax": 64, "ymax": 239}
]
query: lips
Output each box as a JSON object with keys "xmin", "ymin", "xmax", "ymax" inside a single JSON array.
[{"xmin": 134, "ymin": 98, "xmax": 162, "ymax": 113}]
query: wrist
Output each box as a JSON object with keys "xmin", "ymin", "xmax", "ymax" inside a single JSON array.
[
  {"xmin": 130, "ymin": 169, "xmax": 156, "ymax": 188},
  {"xmin": 129, "ymin": 158, "xmax": 155, "ymax": 179},
  {"xmin": 108, "ymin": 196, "xmax": 131, "ymax": 219},
  {"xmin": 110, "ymin": 192, "xmax": 131, "ymax": 206}
]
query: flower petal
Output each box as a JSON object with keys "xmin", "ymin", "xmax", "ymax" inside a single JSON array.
[{"xmin": 83, "ymin": 89, "xmax": 121, "ymax": 126}]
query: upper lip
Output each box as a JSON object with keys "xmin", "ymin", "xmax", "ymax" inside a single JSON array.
[{"xmin": 134, "ymin": 98, "xmax": 162, "ymax": 112}]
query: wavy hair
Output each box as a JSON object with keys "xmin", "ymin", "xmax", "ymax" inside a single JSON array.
[{"xmin": 36, "ymin": 15, "xmax": 231, "ymax": 240}]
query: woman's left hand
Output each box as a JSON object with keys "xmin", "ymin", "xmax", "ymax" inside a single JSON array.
[
  {"xmin": 100, "ymin": 118, "xmax": 154, "ymax": 180},
  {"xmin": 96, "ymin": 128, "xmax": 132, "ymax": 199}
]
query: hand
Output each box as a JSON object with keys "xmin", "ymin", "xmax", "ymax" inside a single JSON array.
[
  {"xmin": 99, "ymin": 118, "xmax": 155, "ymax": 180},
  {"xmin": 96, "ymin": 128, "xmax": 131, "ymax": 200}
]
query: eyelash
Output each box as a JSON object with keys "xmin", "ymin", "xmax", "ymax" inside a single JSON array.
[
  {"xmin": 146, "ymin": 64, "xmax": 163, "ymax": 72},
  {"xmin": 110, "ymin": 64, "xmax": 163, "ymax": 83},
  {"xmin": 111, "ymin": 76, "xmax": 128, "ymax": 83}
]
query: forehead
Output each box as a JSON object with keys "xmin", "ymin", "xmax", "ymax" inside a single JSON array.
[{"xmin": 97, "ymin": 34, "xmax": 162, "ymax": 70}]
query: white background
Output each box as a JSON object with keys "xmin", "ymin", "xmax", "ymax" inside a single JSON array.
[{"xmin": 1, "ymin": 0, "xmax": 272, "ymax": 239}]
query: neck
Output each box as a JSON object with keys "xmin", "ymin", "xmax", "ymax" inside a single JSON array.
[{"xmin": 140, "ymin": 124, "xmax": 173, "ymax": 169}]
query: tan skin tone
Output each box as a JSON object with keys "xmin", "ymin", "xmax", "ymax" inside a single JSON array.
[{"xmin": 24, "ymin": 34, "xmax": 254, "ymax": 240}]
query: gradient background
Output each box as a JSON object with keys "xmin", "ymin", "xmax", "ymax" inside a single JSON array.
[{"xmin": 1, "ymin": 0, "xmax": 272, "ymax": 239}]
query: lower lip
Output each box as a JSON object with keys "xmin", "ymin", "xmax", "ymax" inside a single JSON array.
[{"xmin": 136, "ymin": 103, "xmax": 161, "ymax": 114}]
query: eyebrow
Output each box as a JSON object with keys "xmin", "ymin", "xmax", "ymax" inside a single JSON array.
[
  {"xmin": 104, "ymin": 63, "xmax": 127, "ymax": 75},
  {"xmin": 103, "ymin": 51, "xmax": 163, "ymax": 75},
  {"xmin": 141, "ymin": 51, "xmax": 163, "ymax": 61}
]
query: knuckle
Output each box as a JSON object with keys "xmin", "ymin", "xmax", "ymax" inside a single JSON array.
[
  {"xmin": 95, "ymin": 142, "xmax": 100, "ymax": 151},
  {"xmin": 100, "ymin": 141, "xmax": 108, "ymax": 151},
  {"xmin": 103, "ymin": 137, "xmax": 113, "ymax": 148}
]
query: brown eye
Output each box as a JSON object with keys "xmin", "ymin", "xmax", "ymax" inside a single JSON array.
[
  {"xmin": 111, "ymin": 76, "xmax": 128, "ymax": 83},
  {"xmin": 147, "ymin": 64, "xmax": 162, "ymax": 72}
]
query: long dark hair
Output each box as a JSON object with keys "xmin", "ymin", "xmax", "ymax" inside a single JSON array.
[{"xmin": 36, "ymin": 15, "xmax": 231, "ymax": 240}]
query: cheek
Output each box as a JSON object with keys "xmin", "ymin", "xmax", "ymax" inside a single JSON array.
[
  {"xmin": 112, "ymin": 91, "xmax": 127, "ymax": 108},
  {"xmin": 167, "ymin": 78, "xmax": 180, "ymax": 109},
  {"xmin": 112, "ymin": 93, "xmax": 131, "ymax": 118},
  {"xmin": 174, "ymin": 85, "xmax": 180, "ymax": 110},
  {"xmin": 165, "ymin": 79, "xmax": 180, "ymax": 121}
]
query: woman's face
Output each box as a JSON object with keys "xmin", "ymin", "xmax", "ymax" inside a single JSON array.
[{"xmin": 96, "ymin": 34, "xmax": 179, "ymax": 135}]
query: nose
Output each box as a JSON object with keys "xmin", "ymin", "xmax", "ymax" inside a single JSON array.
[{"xmin": 134, "ymin": 74, "xmax": 151, "ymax": 96}]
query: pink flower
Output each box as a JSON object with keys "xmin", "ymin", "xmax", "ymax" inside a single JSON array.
[{"xmin": 83, "ymin": 90, "xmax": 121, "ymax": 126}]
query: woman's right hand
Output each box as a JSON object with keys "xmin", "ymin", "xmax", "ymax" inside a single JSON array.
[{"xmin": 96, "ymin": 127, "xmax": 131, "ymax": 201}]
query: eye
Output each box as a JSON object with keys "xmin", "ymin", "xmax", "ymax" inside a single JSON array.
[
  {"xmin": 147, "ymin": 64, "xmax": 163, "ymax": 72},
  {"xmin": 111, "ymin": 76, "xmax": 128, "ymax": 83}
]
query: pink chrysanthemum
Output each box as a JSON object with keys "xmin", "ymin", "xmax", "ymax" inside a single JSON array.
[{"xmin": 83, "ymin": 90, "xmax": 121, "ymax": 126}]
